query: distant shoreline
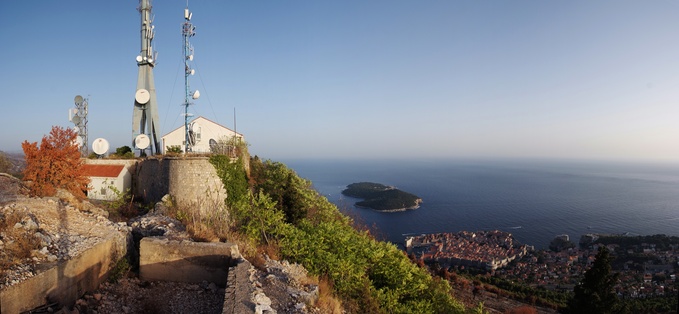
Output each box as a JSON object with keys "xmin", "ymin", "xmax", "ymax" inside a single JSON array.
[{"xmin": 355, "ymin": 198, "xmax": 423, "ymax": 212}]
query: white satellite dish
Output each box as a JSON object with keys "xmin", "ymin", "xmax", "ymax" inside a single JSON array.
[
  {"xmin": 135, "ymin": 134, "xmax": 151, "ymax": 150},
  {"xmin": 74, "ymin": 95, "xmax": 84, "ymax": 104},
  {"xmin": 136, "ymin": 55, "xmax": 143, "ymax": 62},
  {"xmin": 135, "ymin": 89, "xmax": 151, "ymax": 104},
  {"xmin": 73, "ymin": 126, "xmax": 80, "ymax": 133},
  {"xmin": 72, "ymin": 115, "xmax": 82, "ymax": 124},
  {"xmin": 192, "ymin": 90, "xmax": 200, "ymax": 100},
  {"xmin": 74, "ymin": 136, "xmax": 84, "ymax": 147},
  {"xmin": 92, "ymin": 138, "xmax": 110, "ymax": 155}
]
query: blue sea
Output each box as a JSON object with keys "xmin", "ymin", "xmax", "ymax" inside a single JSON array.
[{"xmin": 282, "ymin": 158, "xmax": 679, "ymax": 249}]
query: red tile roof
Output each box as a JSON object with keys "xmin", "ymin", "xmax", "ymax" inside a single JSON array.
[{"xmin": 82, "ymin": 165, "xmax": 125, "ymax": 178}]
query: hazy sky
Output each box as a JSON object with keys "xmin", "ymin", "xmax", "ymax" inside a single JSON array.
[{"xmin": 2, "ymin": 1, "xmax": 679, "ymax": 161}]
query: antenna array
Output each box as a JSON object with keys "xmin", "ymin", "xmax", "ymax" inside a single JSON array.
[
  {"xmin": 182, "ymin": 5, "xmax": 200, "ymax": 153},
  {"xmin": 70, "ymin": 95, "xmax": 89, "ymax": 157},
  {"xmin": 132, "ymin": 0, "xmax": 162, "ymax": 154}
]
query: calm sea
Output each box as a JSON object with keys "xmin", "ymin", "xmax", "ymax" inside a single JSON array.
[{"xmin": 282, "ymin": 158, "xmax": 679, "ymax": 249}]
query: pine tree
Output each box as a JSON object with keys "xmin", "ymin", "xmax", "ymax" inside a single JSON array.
[
  {"xmin": 22, "ymin": 126, "xmax": 89, "ymax": 198},
  {"xmin": 566, "ymin": 246, "xmax": 619, "ymax": 314}
]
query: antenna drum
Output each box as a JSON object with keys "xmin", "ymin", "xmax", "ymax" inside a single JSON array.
[
  {"xmin": 135, "ymin": 89, "xmax": 151, "ymax": 104},
  {"xmin": 135, "ymin": 134, "xmax": 151, "ymax": 150},
  {"xmin": 92, "ymin": 138, "xmax": 110, "ymax": 155}
]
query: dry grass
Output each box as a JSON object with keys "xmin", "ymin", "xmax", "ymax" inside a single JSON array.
[
  {"xmin": 0, "ymin": 211, "xmax": 41, "ymax": 279},
  {"xmin": 163, "ymin": 193, "xmax": 266, "ymax": 266},
  {"xmin": 165, "ymin": 194, "xmax": 231, "ymax": 241},
  {"xmin": 314, "ymin": 276, "xmax": 344, "ymax": 314}
]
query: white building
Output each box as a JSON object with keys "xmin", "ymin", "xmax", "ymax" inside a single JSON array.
[
  {"xmin": 83, "ymin": 164, "xmax": 131, "ymax": 200},
  {"xmin": 161, "ymin": 116, "xmax": 243, "ymax": 154}
]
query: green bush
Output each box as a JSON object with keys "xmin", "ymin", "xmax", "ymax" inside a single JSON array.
[
  {"xmin": 210, "ymin": 155, "xmax": 249, "ymax": 207},
  {"xmin": 166, "ymin": 145, "xmax": 183, "ymax": 154},
  {"xmin": 115, "ymin": 146, "xmax": 132, "ymax": 156},
  {"xmin": 211, "ymin": 158, "xmax": 465, "ymax": 313}
]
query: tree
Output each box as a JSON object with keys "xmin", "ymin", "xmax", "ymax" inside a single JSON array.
[
  {"xmin": 22, "ymin": 126, "xmax": 89, "ymax": 198},
  {"xmin": 114, "ymin": 146, "xmax": 135, "ymax": 158},
  {"xmin": 116, "ymin": 146, "xmax": 132, "ymax": 155},
  {"xmin": 566, "ymin": 246, "xmax": 619, "ymax": 314}
]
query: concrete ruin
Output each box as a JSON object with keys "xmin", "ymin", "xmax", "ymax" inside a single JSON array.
[
  {"xmin": 0, "ymin": 233, "xmax": 253, "ymax": 314},
  {"xmin": 140, "ymin": 237, "xmax": 239, "ymax": 285},
  {"xmin": 0, "ymin": 230, "xmax": 129, "ymax": 314}
]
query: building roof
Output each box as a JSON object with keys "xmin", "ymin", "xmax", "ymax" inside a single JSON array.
[
  {"xmin": 82, "ymin": 165, "xmax": 125, "ymax": 178},
  {"xmin": 161, "ymin": 116, "xmax": 243, "ymax": 138}
]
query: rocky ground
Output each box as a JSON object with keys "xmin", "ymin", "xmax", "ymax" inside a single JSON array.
[
  {"xmin": 0, "ymin": 174, "xmax": 322, "ymax": 314},
  {"xmin": 0, "ymin": 175, "xmax": 129, "ymax": 289}
]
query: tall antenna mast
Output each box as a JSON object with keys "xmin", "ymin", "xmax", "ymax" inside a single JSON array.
[
  {"xmin": 182, "ymin": 4, "xmax": 199, "ymax": 153},
  {"xmin": 70, "ymin": 95, "xmax": 88, "ymax": 157},
  {"xmin": 132, "ymin": 0, "xmax": 161, "ymax": 155}
]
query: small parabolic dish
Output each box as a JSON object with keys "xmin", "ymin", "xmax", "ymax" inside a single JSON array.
[
  {"xmin": 74, "ymin": 95, "xmax": 84, "ymax": 104},
  {"xmin": 135, "ymin": 89, "xmax": 151, "ymax": 104},
  {"xmin": 192, "ymin": 90, "xmax": 200, "ymax": 100},
  {"xmin": 72, "ymin": 115, "xmax": 82, "ymax": 124},
  {"xmin": 135, "ymin": 134, "xmax": 151, "ymax": 150},
  {"xmin": 74, "ymin": 136, "xmax": 84, "ymax": 147},
  {"xmin": 73, "ymin": 126, "xmax": 80, "ymax": 133},
  {"xmin": 92, "ymin": 138, "xmax": 110, "ymax": 155},
  {"xmin": 136, "ymin": 55, "xmax": 143, "ymax": 63}
]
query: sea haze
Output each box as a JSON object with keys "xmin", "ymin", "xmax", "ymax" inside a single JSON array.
[{"xmin": 283, "ymin": 158, "xmax": 679, "ymax": 249}]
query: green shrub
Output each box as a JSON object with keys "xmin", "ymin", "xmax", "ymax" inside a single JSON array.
[
  {"xmin": 210, "ymin": 158, "xmax": 466, "ymax": 313},
  {"xmin": 166, "ymin": 145, "xmax": 183, "ymax": 154},
  {"xmin": 210, "ymin": 155, "xmax": 249, "ymax": 207}
]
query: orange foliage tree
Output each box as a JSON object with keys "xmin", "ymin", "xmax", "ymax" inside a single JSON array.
[{"xmin": 22, "ymin": 126, "xmax": 89, "ymax": 198}]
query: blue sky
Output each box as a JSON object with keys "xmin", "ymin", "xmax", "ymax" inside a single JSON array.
[{"xmin": 2, "ymin": 1, "xmax": 679, "ymax": 161}]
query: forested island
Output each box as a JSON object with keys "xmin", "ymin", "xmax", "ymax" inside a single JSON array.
[{"xmin": 341, "ymin": 182, "xmax": 422, "ymax": 212}]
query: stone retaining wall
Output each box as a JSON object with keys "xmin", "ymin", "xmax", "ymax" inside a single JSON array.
[
  {"xmin": 222, "ymin": 259, "xmax": 255, "ymax": 314},
  {"xmin": 135, "ymin": 157, "xmax": 227, "ymax": 211}
]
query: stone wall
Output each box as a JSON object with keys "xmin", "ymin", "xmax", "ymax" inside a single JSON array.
[
  {"xmin": 134, "ymin": 157, "xmax": 170, "ymax": 203},
  {"xmin": 135, "ymin": 157, "xmax": 227, "ymax": 211},
  {"xmin": 167, "ymin": 157, "xmax": 227, "ymax": 211},
  {"xmin": 222, "ymin": 259, "xmax": 255, "ymax": 314}
]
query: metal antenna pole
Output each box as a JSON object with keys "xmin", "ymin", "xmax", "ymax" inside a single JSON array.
[
  {"xmin": 71, "ymin": 95, "xmax": 89, "ymax": 157},
  {"xmin": 182, "ymin": 5, "xmax": 197, "ymax": 153},
  {"xmin": 132, "ymin": 0, "xmax": 161, "ymax": 154}
]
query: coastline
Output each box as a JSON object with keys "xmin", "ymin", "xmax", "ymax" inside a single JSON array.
[{"xmin": 356, "ymin": 198, "xmax": 423, "ymax": 212}]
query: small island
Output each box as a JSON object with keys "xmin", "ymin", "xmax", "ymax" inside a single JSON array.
[{"xmin": 341, "ymin": 182, "xmax": 422, "ymax": 212}]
